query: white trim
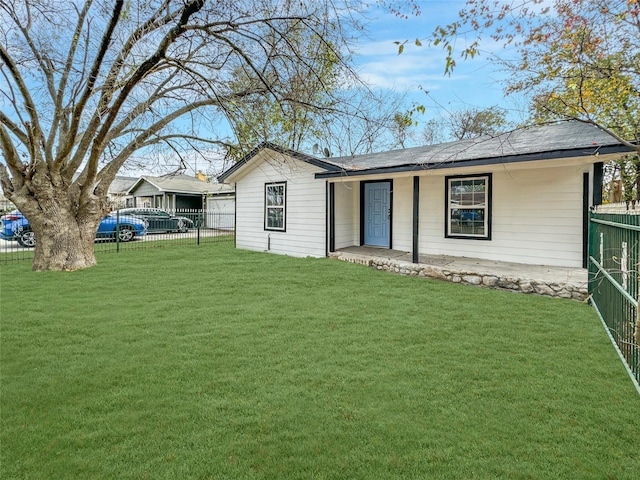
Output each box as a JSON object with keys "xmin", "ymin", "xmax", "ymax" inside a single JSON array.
[
  {"xmin": 446, "ymin": 175, "xmax": 490, "ymax": 239},
  {"xmin": 265, "ymin": 182, "xmax": 286, "ymax": 231}
]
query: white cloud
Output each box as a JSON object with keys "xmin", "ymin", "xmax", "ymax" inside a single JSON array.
[{"xmin": 350, "ymin": 0, "xmax": 526, "ymax": 94}]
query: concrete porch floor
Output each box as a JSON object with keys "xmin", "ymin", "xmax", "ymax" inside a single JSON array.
[{"xmin": 330, "ymin": 246, "xmax": 589, "ymax": 299}]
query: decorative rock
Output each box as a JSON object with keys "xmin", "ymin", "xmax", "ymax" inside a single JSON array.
[
  {"xmin": 482, "ymin": 276, "xmax": 500, "ymax": 287},
  {"xmin": 534, "ymin": 284, "xmax": 555, "ymax": 297},
  {"xmin": 498, "ymin": 278, "xmax": 519, "ymax": 290},
  {"xmin": 462, "ymin": 275, "xmax": 482, "ymax": 285},
  {"xmin": 424, "ymin": 267, "xmax": 448, "ymax": 281},
  {"xmin": 332, "ymin": 252, "xmax": 586, "ymax": 301},
  {"xmin": 572, "ymin": 290, "xmax": 588, "ymax": 301},
  {"xmin": 556, "ymin": 289, "xmax": 573, "ymax": 299},
  {"xmin": 519, "ymin": 281, "xmax": 535, "ymax": 294}
]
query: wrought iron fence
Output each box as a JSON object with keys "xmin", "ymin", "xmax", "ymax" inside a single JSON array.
[
  {"xmin": 0, "ymin": 209, "xmax": 235, "ymax": 263},
  {"xmin": 588, "ymin": 211, "xmax": 640, "ymax": 389}
]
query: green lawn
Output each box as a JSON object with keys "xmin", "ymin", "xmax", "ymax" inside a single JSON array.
[{"xmin": 1, "ymin": 243, "xmax": 638, "ymax": 479}]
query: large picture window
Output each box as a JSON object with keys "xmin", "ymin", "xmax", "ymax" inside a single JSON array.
[
  {"xmin": 265, "ymin": 182, "xmax": 286, "ymax": 231},
  {"xmin": 446, "ymin": 174, "xmax": 491, "ymax": 239}
]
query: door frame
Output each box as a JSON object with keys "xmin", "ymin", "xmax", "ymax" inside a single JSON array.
[{"xmin": 360, "ymin": 179, "xmax": 393, "ymax": 248}]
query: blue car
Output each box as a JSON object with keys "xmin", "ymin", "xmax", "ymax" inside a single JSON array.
[{"xmin": 0, "ymin": 210, "xmax": 147, "ymax": 248}]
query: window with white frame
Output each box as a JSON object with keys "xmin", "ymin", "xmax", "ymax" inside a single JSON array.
[
  {"xmin": 446, "ymin": 174, "xmax": 491, "ymax": 239},
  {"xmin": 265, "ymin": 182, "xmax": 286, "ymax": 231}
]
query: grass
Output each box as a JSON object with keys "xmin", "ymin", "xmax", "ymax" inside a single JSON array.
[{"xmin": 1, "ymin": 243, "xmax": 639, "ymax": 479}]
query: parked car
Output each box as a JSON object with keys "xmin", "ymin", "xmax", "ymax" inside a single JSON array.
[
  {"xmin": 117, "ymin": 208, "xmax": 194, "ymax": 233},
  {"xmin": 451, "ymin": 209, "xmax": 483, "ymax": 224},
  {"xmin": 0, "ymin": 210, "xmax": 147, "ymax": 247}
]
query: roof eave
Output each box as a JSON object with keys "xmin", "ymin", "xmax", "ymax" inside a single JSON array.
[
  {"xmin": 315, "ymin": 144, "xmax": 631, "ymax": 179},
  {"xmin": 126, "ymin": 176, "xmax": 165, "ymax": 194},
  {"xmin": 218, "ymin": 142, "xmax": 339, "ymax": 183}
]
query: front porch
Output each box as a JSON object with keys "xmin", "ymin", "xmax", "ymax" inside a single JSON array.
[{"xmin": 330, "ymin": 246, "xmax": 589, "ymax": 301}]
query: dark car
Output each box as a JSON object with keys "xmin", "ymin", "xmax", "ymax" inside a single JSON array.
[
  {"xmin": 0, "ymin": 210, "xmax": 147, "ymax": 247},
  {"xmin": 117, "ymin": 208, "xmax": 194, "ymax": 233}
]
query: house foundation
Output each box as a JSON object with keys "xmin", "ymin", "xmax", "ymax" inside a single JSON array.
[{"xmin": 330, "ymin": 248, "xmax": 589, "ymax": 301}]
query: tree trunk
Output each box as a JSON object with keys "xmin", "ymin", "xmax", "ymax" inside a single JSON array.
[
  {"xmin": 33, "ymin": 236, "xmax": 96, "ymax": 271},
  {"xmin": 4, "ymin": 160, "xmax": 110, "ymax": 271},
  {"xmin": 27, "ymin": 210, "xmax": 101, "ymax": 271}
]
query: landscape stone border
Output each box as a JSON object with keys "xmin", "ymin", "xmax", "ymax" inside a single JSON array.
[{"xmin": 331, "ymin": 252, "xmax": 588, "ymax": 301}]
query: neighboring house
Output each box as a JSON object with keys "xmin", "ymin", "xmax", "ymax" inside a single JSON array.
[
  {"xmin": 219, "ymin": 121, "xmax": 633, "ymax": 269},
  {"xmin": 107, "ymin": 176, "xmax": 138, "ymax": 208},
  {"xmin": 0, "ymin": 192, "xmax": 14, "ymax": 212},
  {"xmin": 127, "ymin": 174, "xmax": 235, "ymax": 228},
  {"xmin": 127, "ymin": 174, "xmax": 234, "ymax": 210}
]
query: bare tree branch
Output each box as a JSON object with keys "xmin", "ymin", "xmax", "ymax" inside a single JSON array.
[{"xmin": 55, "ymin": 0, "xmax": 125, "ymax": 167}]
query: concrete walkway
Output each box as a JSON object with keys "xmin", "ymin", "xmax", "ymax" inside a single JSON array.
[{"xmin": 330, "ymin": 246, "xmax": 589, "ymax": 301}]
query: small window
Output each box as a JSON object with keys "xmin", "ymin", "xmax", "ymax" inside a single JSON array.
[
  {"xmin": 265, "ymin": 182, "xmax": 286, "ymax": 231},
  {"xmin": 446, "ymin": 174, "xmax": 491, "ymax": 239}
]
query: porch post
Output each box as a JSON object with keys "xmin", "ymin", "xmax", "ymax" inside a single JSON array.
[
  {"xmin": 592, "ymin": 162, "xmax": 603, "ymax": 205},
  {"xmin": 583, "ymin": 172, "xmax": 589, "ymax": 269},
  {"xmin": 328, "ymin": 182, "xmax": 335, "ymax": 254},
  {"xmin": 412, "ymin": 176, "xmax": 419, "ymax": 263}
]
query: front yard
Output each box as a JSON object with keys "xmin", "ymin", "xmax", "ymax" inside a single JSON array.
[{"xmin": 1, "ymin": 243, "xmax": 638, "ymax": 479}]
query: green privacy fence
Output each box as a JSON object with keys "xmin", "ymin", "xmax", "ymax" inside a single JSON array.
[{"xmin": 588, "ymin": 212, "xmax": 640, "ymax": 387}]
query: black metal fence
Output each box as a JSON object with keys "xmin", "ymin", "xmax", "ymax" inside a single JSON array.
[
  {"xmin": 588, "ymin": 211, "xmax": 640, "ymax": 389},
  {"xmin": 0, "ymin": 209, "xmax": 235, "ymax": 264}
]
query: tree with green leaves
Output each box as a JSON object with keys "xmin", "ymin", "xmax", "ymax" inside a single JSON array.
[
  {"xmin": 226, "ymin": 47, "xmax": 415, "ymax": 159},
  {"xmin": 390, "ymin": 110, "xmax": 414, "ymax": 148},
  {"xmin": 0, "ymin": 0, "xmax": 365, "ymax": 271},
  {"xmin": 429, "ymin": 0, "xmax": 639, "ymax": 152},
  {"xmin": 424, "ymin": 0, "xmax": 640, "ymax": 346},
  {"xmin": 224, "ymin": 24, "xmax": 343, "ymax": 161}
]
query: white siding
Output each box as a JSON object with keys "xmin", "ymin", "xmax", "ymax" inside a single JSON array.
[
  {"xmin": 207, "ymin": 196, "xmax": 235, "ymax": 215},
  {"xmin": 231, "ymin": 148, "xmax": 592, "ymax": 267},
  {"xmin": 329, "ymin": 161, "xmax": 591, "ymax": 268},
  {"xmin": 131, "ymin": 182, "xmax": 159, "ymax": 197},
  {"xmin": 332, "ymin": 177, "xmax": 415, "ymax": 252},
  {"xmin": 391, "ymin": 177, "xmax": 413, "ymax": 252},
  {"xmin": 419, "ymin": 165, "xmax": 587, "ymax": 267},
  {"xmin": 234, "ymin": 151, "xmax": 327, "ymax": 257},
  {"xmin": 333, "ymin": 181, "xmax": 358, "ymax": 249},
  {"xmin": 206, "ymin": 196, "xmax": 235, "ymax": 229}
]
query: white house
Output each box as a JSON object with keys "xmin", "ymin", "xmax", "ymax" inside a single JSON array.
[{"xmin": 218, "ymin": 121, "xmax": 632, "ymax": 269}]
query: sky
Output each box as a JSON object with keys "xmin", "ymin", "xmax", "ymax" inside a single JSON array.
[
  {"xmin": 0, "ymin": 0, "xmax": 533, "ymax": 180},
  {"xmin": 190, "ymin": 1, "xmax": 532, "ymax": 177},
  {"xmin": 349, "ymin": 1, "xmax": 529, "ymax": 129}
]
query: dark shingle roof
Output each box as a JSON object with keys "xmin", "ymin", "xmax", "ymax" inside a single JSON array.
[
  {"xmin": 316, "ymin": 121, "xmax": 628, "ymax": 177},
  {"xmin": 218, "ymin": 121, "xmax": 631, "ymax": 182},
  {"xmin": 129, "ymin": 174, "xmax": 234, "ymax": 195},
  {"xmin": 109, "ymin": 176, "xmax": 138, "ymax": 194}
]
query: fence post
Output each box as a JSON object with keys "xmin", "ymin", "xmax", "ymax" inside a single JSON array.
[
  {"xmin": 197, "ymin": 209, "xmax": 201, "ymax": 245},
  {"xmin": 637, "ymin": 266, "xmax": 640, "ymax": 346},
  {"xmin": 116, "ymin": 208, "xmax": 120, "ymax": 253}
]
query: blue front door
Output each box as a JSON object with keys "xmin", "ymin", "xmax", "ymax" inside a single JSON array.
[{"xmin": 364, "ymin": 182, "xmax": 391, "ymax": 247}]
